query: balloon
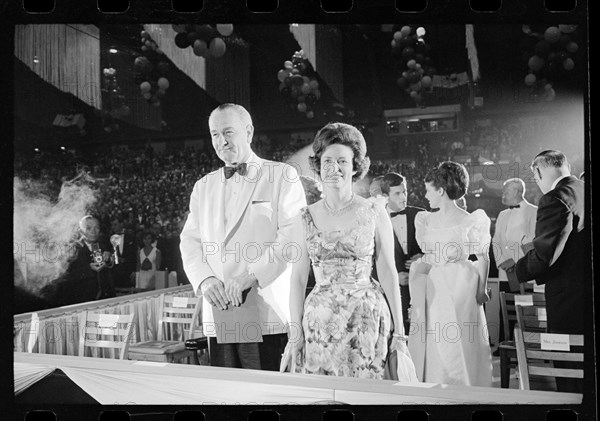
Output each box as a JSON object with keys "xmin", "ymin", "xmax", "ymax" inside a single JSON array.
[
  {"xmin": 407, "ymin": 59, "xmax": 417, "ymax": 69},
  {"xmin": 401, "ymin": 47, "xmax": 415, "ymax": 61},
  {"xmin": 156, "ymin": 89, "xmax": 166, "ymax": 98},
  {"xmin": 393, "ymin": 31, "xmax": 403, "ymax": 42},
  {"xmin": 186, "ymin": 32, "xmax": 199, "ymax": 43},
  {"xmin": 566, "ymin": 41, "xmax": 579, "ymax": 53},
  {"xmin": 406, "ymin": 70, "xmax": 421, "ymax": 84},
  {"xmin": 534, "ymin": 40, "xmax": 551, "ymax": 58},
  {"xmin": 278, "ymin": 82, "xmax": 286, "ymax": 92},
  {"xmin": 301, "ymin": 83, "xmax": 311, "ymax": 95},
  {"xmin": 143, "ymin": 92, "xmax": 152, "ymax": 99},
  {"xmin": 281, "ymin": 87, "xmax": 291, "ymax": 96},
  {"xmin": 400, "ymin": 26, "xmax": 411, "ymax": 36},
  {"xmin": 209, "ymin": 37, "xmax": 227, "ymax": 57},
  {"xmin": 172, "ymin": 24, "xmax": 186, "ymax": 33},
  {"xmin": 421, "ymin": 75, "xmax": 432, "ymax": 88},
  {"xmin": 416, "ymin": 27, "xmax": 426, "ymax": 37},
  {"xmin": 409, "ymin": 82, "xmax": 422, "ymax": 92},
  {"xmin": 297, "ymin": 102, "xmax": 307, "ymax": 113},
  {"xmin": 193, "ymin": 39, "xmax": 208, "ymax": 56},
  {"xmin": 558, "ymin": 24, "xmax": 577, "ymax": 34},
  {"xmin": 545, "ymin": 88, "xmax": 556, "ymax": 101},
  {"xmin": 391, "ymin": 39, "xmax": 398, "ymax": 49},
  {"xmin": 306, "ymin": 110, "xmax": 314, "ymax": 119},
  {"xmin": 563, "ymin": 57, "xmax": 575, "ymax": 70},
  {"xmin": 410, "ymin": 90, "xmax": 418, "ymax": 98},
  {"xmin": 216, "ymin": 24, "xmax": 234, "ymax": 36},
  {"xmin": 524, "ymin": 73, "xmax": 537, "ymax": 86},
  {"xmin": 152, "ymin": 99, "xmax": 161, "ymax": 107},
  {"xmin": 284, "ymin": 60, "xmax": 293, "ymax": 69},
  {"xmin": 528, "ymin": 55, "xmax": 545, "ymax": 72},
  {"xmin": 544, "ymin": 26, "xmax": 561, "ymax": 43},
  {"xmin": 522, "ymin": 24, "xmax": 532, "ymax": 34},
  {"xmin": 141, "ymin": 30, "xmax": 148, "ymax": 39},
  {"xmin": 559, "ymin": 34, "xmax": 571, "ymax": 48},
  {"xmin": 292, "ymin": 74, "xmax": 304, "ymax": 86},
  {"xmin": 309, "ymin": 79, "xmax": 319, "ymax": 90},
  {"xmin": 195, "ymin": 25, "xmax": 215, "ymax": 40},
  {"xmin": 141, "ymin": 45, "xmax": 148, "ymax": 52},
  {"xmin": 140, "ymin": 81, "xmax": 151, "ymax": 92},
  {"xmin": 413, "ymin": 93, "xmax": 422, "ymax": 103},
  {"xmin": 277, "ymin": 69, "xmax": 288, "ymax": 82},
  {"xmin": 302, "ymin": 76, "xmax": 310, "ymax": 83},
  {"xmin": 158, "ymin": 77, "xmax": 170, "ymax": 90},
  {"xmin": 174, "ymin": 33, "xmax": 191, "ymax": 49},
  {"xmin": 544, "ymin": 83, "xmax": 553, "ymax": 91}
]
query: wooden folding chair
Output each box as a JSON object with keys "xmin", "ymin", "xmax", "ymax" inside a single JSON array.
[
  {"xmin": 514, "ymin": 305, "xmax": 584, "ymax": 391},
  {"xmin": 128, "ymin": 294, "xmax": 204, "ymax": 364},
  {"xmin": 79, "ymin": 312, "xmax": 134, "ymax": 360},
  {"xmin": 498, "ymin": 292, "xmax": 546, "ymax": 388}
]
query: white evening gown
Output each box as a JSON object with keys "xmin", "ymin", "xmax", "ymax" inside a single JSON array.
[{"xmin": 408, "ymin": 209, "xmax": 493, "ymax": 387}]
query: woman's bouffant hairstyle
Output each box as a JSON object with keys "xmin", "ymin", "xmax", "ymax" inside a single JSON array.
[
  {"xmin": 308, "ymin": 122, "xmax": 370, "ymax": 182},
  {"xmin": 424, "ymin": 161, "xmax": 469, "ymax": 200}
]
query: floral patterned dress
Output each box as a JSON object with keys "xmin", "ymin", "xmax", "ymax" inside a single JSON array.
[{"xmin": 299, "ymin": 202, "xmax": 393, "ymax": 379}]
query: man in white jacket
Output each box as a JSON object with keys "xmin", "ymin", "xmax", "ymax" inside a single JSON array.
[{"xmin": 180, "ymin": 103, "xmax": 306, "ymax": 370}]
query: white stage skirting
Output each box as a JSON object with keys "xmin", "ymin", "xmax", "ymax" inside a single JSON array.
[{"xmin": 14, "ymin": 352, "xmax": 582, "ymax": 405}]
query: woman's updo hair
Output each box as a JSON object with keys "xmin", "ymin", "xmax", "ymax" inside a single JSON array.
[
  {"xmin": 308, "ymin": 122, "xmax": 370, "ymax": 182},
  {"xmin": 424, "ymin": 161, "xmax": 469, "ymax": 200}
]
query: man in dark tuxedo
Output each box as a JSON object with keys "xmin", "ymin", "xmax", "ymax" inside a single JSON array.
[
  {"xmin": 511, "ymin": 150, "xmax": 586, "ymax": 393},
  {"xmin": 51, "ymin": 216, "xmax": 116, "ymax": 306},
  {"xmin": 110, "ymin": 218, "xmax": 138, "ymax": 289},
  {"xmin": 380, "ymin": 172, "xmax": 425, "ymax": 335}
]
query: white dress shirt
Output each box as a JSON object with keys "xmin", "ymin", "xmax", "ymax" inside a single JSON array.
[{"xmin": 388, "ymin": 206, "xmax": 408, "ymax": 255}]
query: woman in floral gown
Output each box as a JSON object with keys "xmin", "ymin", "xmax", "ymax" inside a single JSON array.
[
  {"xmin": 407, "ymin": 162, "xmax": 493, "ymax": 386},
  {"xmin": 280, "ymin": 122, "xmax": 417, "ymax": 381}
]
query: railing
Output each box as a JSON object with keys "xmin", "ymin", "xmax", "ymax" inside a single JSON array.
[{"xmin": 14, "ymin": 285, "xmax": 195, "ymax": 358}]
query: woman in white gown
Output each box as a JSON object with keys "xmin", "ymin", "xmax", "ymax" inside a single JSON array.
[
  {"xmin": 408, "ymin": 161, "xmax": 493, "ymax": 387},
  {"xmin": 136, "ymin": 232, "xmax": 161, "ymax": 290}
]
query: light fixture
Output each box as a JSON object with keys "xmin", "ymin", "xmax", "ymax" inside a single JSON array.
[
  {"xmin": 60, "ymin": 146, "xmax": 66, "ymax": 150},
  {"xmin": 34, "ymin": 148, "xmax": 39, "ymax": 152},
  {"xmin": 109, "ymin": 47, "xmax": 118, "ymax": 54},
  {"xmin": 33, "ymin": 56, "xmax": 39, "ymax": 63}
]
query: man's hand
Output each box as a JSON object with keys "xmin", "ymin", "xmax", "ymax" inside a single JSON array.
[
  {"xmin": 200, "ymin": 277, "xmax": 229, "ymax": 310},
  {"xmin": 89, "ymin": 261, "xmax": 105, "ymax": 272},
  {"xmin": 398, "ymin": 271, "xmax": 409, "ymax": 286},
  {"xmin": 225, "ymin": 272, "xmax": 258, "ymax": 307},
  {"xmin": 405, "ymin": 253, "xmax": 423, "ymax": 270},
  {"xmin": 498, "ymin": 258, "xmax": 516, "ymax": 272}
]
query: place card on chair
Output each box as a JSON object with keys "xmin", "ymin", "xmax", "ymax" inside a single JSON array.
[
  {"xmin": 172, "ymin": 297, "xmax": 188, "ymax": 308},
  {"xmin": 540, "ymin": 333, "xmax": 570, "ymax": 351},
  {"xmin": 98, "ymin": 314, "xmax": 120, "ymax": 328},
  {"xmin": 514, "ymin": 295, "xmax": 534, "ymax": 306},
  {"xmin": 533, "ymin": 283, "xmax": 545, "ymax": 293}
]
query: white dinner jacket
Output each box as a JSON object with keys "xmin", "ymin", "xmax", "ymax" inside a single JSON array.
[
  {"xmin": 180, "ymin": 153, "xmax": 307, "ymax": 337},
  {"xmin": 492, "ymin": 200, "xmax": 537, "ymax": 280}
]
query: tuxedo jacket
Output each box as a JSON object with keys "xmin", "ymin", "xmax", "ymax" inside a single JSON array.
[
  {"xmin": 113, "ymin": 232, "xmax": 138, "ymax": 284},
  {"xmin": 180, "ymin": 153, "xmax": 306, "ymax": 338},
  {"xmin": 516, "ymin": 176, "xmax": 586, "ymax": 333},
  {"xmin": 56, "ymin": 238, "xmax": 115, "ymax": 306}
]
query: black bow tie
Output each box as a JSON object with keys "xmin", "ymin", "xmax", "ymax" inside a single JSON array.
[
  {"xmin": 224, "ymin": 163, "xmax": 248, "ymax": 179},
  {"xmin": 509, "ymin": 205, "xmax": 520, "ymax": 209},
  {"xmin": 390, "ymin": 209, "xmax": 407, "ymax": 217}
]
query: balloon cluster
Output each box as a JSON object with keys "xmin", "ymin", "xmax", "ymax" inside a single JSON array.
[
  {"xmin": 391, "ymin": 26, "xmax": 436, "ymax": 106},
  {"xmin": 101, "ymin": 67, "xmax": 129, "ymax": 132},
  {"xmin": 521, "ymin": 24, "xmax": 580, "ymax": 102},
  {"xmin": 135, "ymin": 30, "xmax": 171, "ymax": 108},
  {"xmin": 277, "ymin": 50, "xmax": 321, "ymax": 119},
  {"xmin": 171, "ymin": 24, "xmax": 233, "ymax": 58}
]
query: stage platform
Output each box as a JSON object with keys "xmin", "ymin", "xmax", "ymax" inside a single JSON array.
[{"xmin": 14, "ymin": 352, "xmax": 581, "ymax": 406}]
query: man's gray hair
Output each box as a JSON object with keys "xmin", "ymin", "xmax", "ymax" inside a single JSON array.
[
  {"xmin": 210, "ymin": 103, "xmax": 253, "ymax": 128},
  {"xmin": 503, "ymin": 177, "xmax": 526, "ymax": 193}
]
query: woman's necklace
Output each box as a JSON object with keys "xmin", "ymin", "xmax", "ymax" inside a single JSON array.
[{"xmin": 323, "ymin": 193, "xmax": 355, "ymax": 216}]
